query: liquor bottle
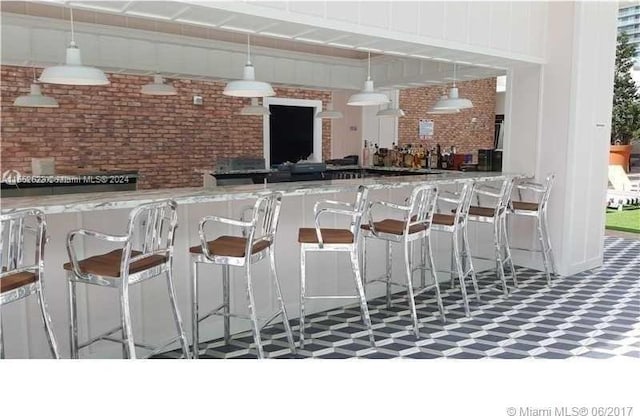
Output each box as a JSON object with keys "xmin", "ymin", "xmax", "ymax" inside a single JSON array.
[
  {"xmin": 374, "ymin": 144, "xmax": 380, "ymax": 166},
  {"xmin": 362, "ymin": 140, "xmax": 370, "ymax": 167},
  {"xmin": 420, "ymin": 145, "xmax": 427, "ymax": 169},
  {"xmin": 436, "ymin": 144, "xmax": 442, "ymax": 169}
]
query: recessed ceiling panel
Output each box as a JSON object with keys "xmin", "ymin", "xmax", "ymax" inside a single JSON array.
[
  {"xmin": 124, "ymin": 1, "xmax": 189, "ymax": 19},
  {"xmin": 69, "ymin": 1, "xmax": 131, "ymax": 13}
]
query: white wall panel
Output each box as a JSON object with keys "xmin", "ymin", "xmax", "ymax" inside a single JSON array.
[
  {"xmin": 509, "ymin": 2, "xmax": 530, "ymax": 56},
  {"xmin": 1, "ymin": 25, "xmax": 31, "ymax": 64},
  {"xmin": 390, "ymin": 2, "xmax": 419, "ymax": 35},
  {"xmin": 326, "ymin": 1, "xmax": 359, "ymax": 25},
  {"xmin": 444, "ymin": 2, "xmax": 469, "ymax": 44},
  {"xmin": 359, "ymin": 2, "xmax": 390, "ymax": 30},
  {"xmin": 468, "ymin": 2, "xmax": 493, "ymax": 48},
  {"xmin": 418, "ymin": 2, "xmax": 445, "ymax": 39},
  {"xmin": 32, "ymin": 28, "xmax": 66, "ymax": 64},
  {"xmin": 490, "ymin": 2, "xmax": 511, "ymax": 53},
  {"xmin": 288, "ymin": 1, "xmax": 325, "ymax": 18}
]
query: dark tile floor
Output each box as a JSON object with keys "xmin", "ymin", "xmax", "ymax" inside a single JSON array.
[{"xmin": 155, "ymin": 237, "xmax": 640, "ymax": 359}]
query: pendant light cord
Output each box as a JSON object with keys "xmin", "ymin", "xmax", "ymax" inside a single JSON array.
[
  {"xmin": 69, "ymin": 6, "xmax": 75, "ymax": 43},
  {"xmin": 452, "ymin": 62, "xmax": 457, "ymax": 87},
  {"xmin": 247, "ymin": 34, "xmax": 252, "ymax": 65}
]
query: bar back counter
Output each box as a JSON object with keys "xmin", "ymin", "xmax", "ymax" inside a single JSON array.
[{"xmin": 2, "ymin": 171, "xmax": 531, "ymax": 358}]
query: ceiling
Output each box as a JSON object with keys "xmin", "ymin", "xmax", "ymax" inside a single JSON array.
[{"xmin": 1, "ymin": 0, "xmax": 509, "ymax": 89}]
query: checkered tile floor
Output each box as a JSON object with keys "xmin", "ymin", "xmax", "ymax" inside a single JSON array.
[{"xmin": 155, "ymin": 237, "xmax": 640, "ymax": 359}]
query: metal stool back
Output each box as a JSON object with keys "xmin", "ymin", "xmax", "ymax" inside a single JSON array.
[
  {"xmin": 190, "ymin": 192, "xmax": 296, "ymax": 359},
  {"xmin": 298, "ymin": 185, "xmax": 376, "ymax": 348},
  {"xmin": 1, "ymin": 209, "xmax": 59, "ymax": 358},
  {"xmin": 467, "ymin": 177, "xmax": 518, "ymax": 296},
  {"xmin": 65, "ymin": 200, "xmax": 190, "ymax": 359},
  {"xmin": 509, "ymin": 174, "xmax": 557, "ymax": 284},
  {"xmin": 362, "ymin": 184, "xmax": 445, "ymax": 338},
  {"xmin": 431, "ymin": 180, "xmax": 481, "ymax": 317}
]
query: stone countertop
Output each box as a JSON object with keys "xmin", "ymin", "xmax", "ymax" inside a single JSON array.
[
  {"xmin": 204, "ymin": 165, "xmax": 443, "ymax": 175},
  {"xmin": 1, "ymin": 171, "xmax": 517, "ymax": 215}
]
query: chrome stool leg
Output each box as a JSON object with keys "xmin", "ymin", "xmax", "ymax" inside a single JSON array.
[
  {"xmin": 119, "ymin": 286, "xmax": 136, "ymax": 359},
  {"xmin": 426, "ymin": 235, "xmax": 446, "ymax": 323},
  {"xmin": 404, "ymin": 241, "xmax": 420, "ymax": 337},
  {"xmin": 449, "ymin": 236, "xmax": 456, "ymax": 289},
  {"xmin": 245, "ymin": 267, "xmax": 264, "ymax": 359},
  {"xmin": 501, "ymin": 215, "xmax": 518, "ymax": 288},
  {"xmin": 385, "ymin": 240, "xmax": 392, "ymax": 309},
  {"xmin": 361, "ymin": 236, "xmax": 367, "ymax": 297},
  {"xmin": 222, "ymin": 265, "xmax": 231, "ymax": 344},
  {"xmin": 453, "ymin": 230, "xmax": 471, "ymax": 317},
  {"xmin": 299, "ymin": 246, "xmax": 306, "ymax": 346},
  {"xmin": 420, "ymin": 239, "xmax": 426, "ymax": 288},
  {"xmin": 270, "ymin": 249, "xmax": 296, "ymax": 354},
  {"xmin": 493, "ymin": 221, "xmax": 509, "ymax": 297},
  {"xmin": 0, "ymin": 318, "xmax": 4, "ymax": 359},
  {"xmin": 68, "ymin": 278, "xmax": 79, "ymax": 359},
  {"xmin": 350, "ymin": 249, "xmax": 375, "ymax": 348},
  {"xmin": 542, "ymin": 211, "xmax": 557, "ymax": 277},
  {"xmin": 537, "ymin": 217, "xmax": 553, "ymax": 285},
  {"xmin": 191, "ymin": 260, "xmax": 200, "ymax": 359},
  {"xmin": 166, "ymin": 268, "xmax": 191, "ymax": 359},
  {"xmin": 462, "ymin": 224, "xmax": 481, "ymax": 302},
  {"xmin": 36, "ymin": 283, "xmax": 60, "ymax": 358}
]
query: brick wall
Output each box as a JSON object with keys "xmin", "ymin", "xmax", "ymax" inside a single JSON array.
[
  {"xmin": 398, "ymin": 78, "xmax": 496, "ymax": 156},
  {"xmin": 0, "ymin": 65, "xmax": 331, "ymax": 189}
]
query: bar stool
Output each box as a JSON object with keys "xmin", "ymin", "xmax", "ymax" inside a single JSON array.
[
  {"xmin": 465, "ymin": 177, "xmax": 518, "ymax": 296},
  {"xmin": 360, "ymin": 184, "xmax": 445, "ymax": 338},
  {"xmin": 64, "ymin": 200, "xmax": 190, "ymax": 359},
  {"xmin": 508, "ymin": 174, "xmax": 557, "ymax": 285},
  {"xmin": 297, "ymin": 185, "xmax": 375, "ymax": 348},
  {"xmin": 1, "ymin": 209, "xmax": 59, "ymax": 359},
  {"xmin": 430, "ymin": 180, "xmax": 481, "ymax": 318},
  {"xmin": 189, "ymin": 192, "xmax": 296, "ymax": 359}
]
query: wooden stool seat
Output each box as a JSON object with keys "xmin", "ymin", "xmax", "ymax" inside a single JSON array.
[
  {"xmin": 298, "ymin": 228, "xmax": 354, "ymax": 244},
  {"xmin": 361, "ymin": 219, "xmax": 427, "ymax": 235},
  {"xmin": 0, "ymin": 271, "xmax": 37, "ymax": 294},
  {"xmin": 189, "ymin": 236, "xmax": 271, "ymax": 258},
  {"xmin": 63, "ymin": 249, "xmax": 167, "ymax": 278},
  {"xmin": 511, "ymin": 201, "xmax": 539, "ymax": 211},
  {"xmin": 432, "ymin": 213, "xmax": 456, "ymax": 226}
]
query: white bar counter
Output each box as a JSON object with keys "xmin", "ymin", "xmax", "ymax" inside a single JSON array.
[{"xmin": 1, "ymin": 171, "xmax": 526, "ymax": 358}]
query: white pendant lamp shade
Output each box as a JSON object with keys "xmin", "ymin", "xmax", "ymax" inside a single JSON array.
[
  {"xmin": 429, "ymin": 63, "xmax": 472, "ymax": 112},
  {"xmin": 376, "ymin": 98, "xmax": 405, "ymax": 118},
  {"xmin": 141, "ymin": 74, "xmax": 177, "ymax": 95},
  {"xmin": 240, "ymin": 98, "xmax": 270, "ymax": 116},
  {"xmin": 444, "ymin": 86, "xmax": 473, "ymax": 109},
  {"xmin": 38, "ymin": 9, "xmax": 109, "ymax": 86},
  {"xmin": 316, "ymin": 102, "xmax": 343, "ymax": 119},
  {"xmin": 13, "ymin": 83, "xmax": 59, "ymax": 108},
  {"xmin": 348, "ymin": 52, "xmax": 389, "ymax": 106},
  {"xmin": 429, "ymin": 94, "xmax": 461, "ymax": 113},
  {"xmin": 224, "ymin": 35, "xmax": 275, "ymax": 98}
]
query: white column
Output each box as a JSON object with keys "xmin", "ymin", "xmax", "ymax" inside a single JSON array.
[{"xmin": 506, "ymin": 1, "xmax": 618, "ymax": 276}]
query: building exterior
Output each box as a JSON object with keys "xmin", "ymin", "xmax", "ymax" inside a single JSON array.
[{"xmin": 618, "ymin": 1, "xmax": 640, "ymax": 61}]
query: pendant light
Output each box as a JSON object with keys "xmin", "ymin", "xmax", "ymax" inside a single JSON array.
[
  {"xmin": 240, "ymin": 98, "xmax": 270, "ymax": 116},
  {"xmin": 376, "ymin": 96, "xmax": 405, "ymax": 118},
  {"xmin": 14, "ymin": 68, "xmax": 59, "ymax": 108},
  {"xmin": 347, "ymin": 51, "xmax": 389, "ymax": 106},
  {"xmin": 141, "ymin": 74, "xmax": 177, "ymax": 95},
  {"xmin": 38, "ymin": 7, "xmax": 109, "ymax": 86},
  {"xmin": 316, "ymin": 101, "xmax": 343, "ymax": 119},
  {"xmin": 429, "ymin": 63, "xmax": 473, "ymax": 112},
  {"xmin": 224, "ymin": 35, "xmax": 275, "ymax": 98},
  {"xmin": 428, "ymin": 94, "xmax": 461, "ymax": 114}
]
